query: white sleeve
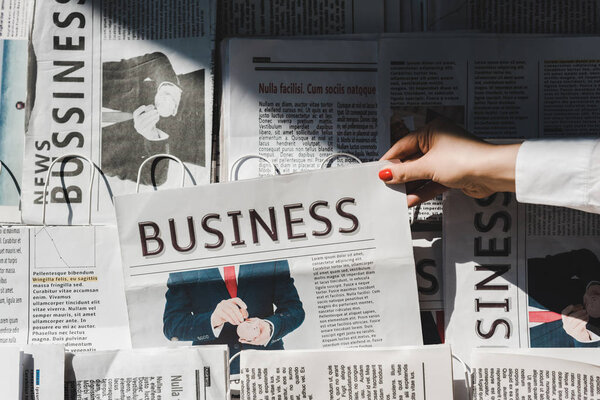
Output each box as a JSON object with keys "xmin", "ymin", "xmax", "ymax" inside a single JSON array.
[{"xmin": 515, "ymin": 139, "xmax": 600, "ymax": 214}]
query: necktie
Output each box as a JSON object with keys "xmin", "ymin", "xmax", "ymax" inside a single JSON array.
[
  {"xmin": 529, "ymin": 310, "xmax": 562, "ymax": 323},
  {"xmin": 223, "ymin": 266, "xmax": 237, "ymax": 298}
]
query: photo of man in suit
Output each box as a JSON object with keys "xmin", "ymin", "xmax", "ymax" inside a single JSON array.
[
  {"xmin": 102, "ymin": 52, "xmax": 205, "ymax": 184},
  {"xmin": 528, "ymin": 248, "xmax": 600, "ymax": 347},
  {"xmin": 163, "ymin": 260, "xmax": 305, "ymax": 374}
]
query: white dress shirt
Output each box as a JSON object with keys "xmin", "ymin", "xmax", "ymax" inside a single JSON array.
[
  {"xmin": 516, "ymin": 139, "xmax": 600, "ymax": 214},
  {"xmin": 211, "ymin": 265, "xmax": 274, "ymax": 345}
]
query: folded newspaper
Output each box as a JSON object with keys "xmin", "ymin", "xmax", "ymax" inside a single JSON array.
[
  {"xmin": 471, "ymin": 349, "xmax": 600, "ymax": 400},
  {"xmin": 114, "ymin": 162, "xmax": 422, "ymax": 375},
  {"xmin": 0, "ymin": 347, "xmax": 22, "ymax": 400},
  {"xmin": 0, "ymin": 225, "xmax": 131, "ymax": 352},
  {"xmin": 444, "ymin": 190, "xmax": 600, "ymax": 364},
  {"xmin": 64, "ymin": 346, "xmax": 228, "ymax": 400},
  {"xmin": 22, "ymin": 0, "xmax": 216, "ymax": 225},
  {"xmin": 20, "ymin": 344, "xmax": 65, "ymax": 400},
  {"xmin": 239, "ymin": 344, "xmax": 453, "ymax": 400}
]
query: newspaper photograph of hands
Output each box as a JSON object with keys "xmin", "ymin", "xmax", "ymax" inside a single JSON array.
[{"xmin": 162, "ymin": 260, "xmax": 305, "ymax": 374}]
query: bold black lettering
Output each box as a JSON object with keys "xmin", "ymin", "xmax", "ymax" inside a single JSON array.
[
  {"xmin": 53, "ymin": 11, "xmax": 85, "ymax": 28},
  {"xmin": 475, "ymin": 298, "xmax": 510, "ymax": 312},
  {"xmin": 474, "ymin": 265, "xmax": 510, "ymax": 290},
  {"xmin": 50, "ymin": 186, "xmax": 81, "ymax": 203},
  {"xmin": 52, "ymin": 107, "xmax": 84, "ymax": 124},
  {"xmin": 34, "ymin": 154, "xmax": 50, "ymax": 174},
  {"xmin": 53, "ymin": 36, "xmax": 85, "ymax": 51},
  {"xmin": 138, "ymin": 222, "xmax": 164, "ymax": 257},
  {"xmin": 249, "ymin": 208, "xmax": 278, "ymax": 244},
  {"xmin": 474, "ymin": 211, "xmax": 511, "ymax": 233},
  {"xmin": 35, "ymin": 140, "xmax": 51, "ymax": 151},
  {"xmin": 309, "ymin": 201, "xmax": 332, "ymax": 237},
  {"xmin": 284, "ymin": 203, "xmax": 306, "ymax": 240},
  {"xmin": 51, "ymin": 158, "xmax": 82, "ymax": 177},
  {"xmin": 53, "ymin": 61, "xmax": 85, "ymax": 82},
  {"xmin": 52, "ymin": 131, "xmax": 84, "ymax": 148},
  {"xmin": 168, "ymin": 217, "xmax": 196, "ymax": 253},
  {"xmin": 474, "ymin": 237, "xmax": 511, "ymax": 257},
  {"xmin": 227, "ymin": 211, "xmax": 245, "ymax": 246},
  {"xmin": 416, "ymin": 259, "xmax": 439, "ymax": 295},
  {"xmin": 476, "ymin": 319, "xmax": 511, "ymax": 339},
  {"xmin": 202, "ymin": 214, "xmax": 224, "ymax": 249},
  {"xmin": 336, "ymin": 197, "xmax": 359, "ymax": 233}
]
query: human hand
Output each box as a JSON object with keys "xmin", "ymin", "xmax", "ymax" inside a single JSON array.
[
  {"xmin": 210, "ymin": 298, "xmax": 249, "ymax": 329},
  {"xmin": 238, "ymin": 318, "xmax": 272, "ymax": 346},
  {"xmin": 561, "ymin": 304, "xmax": 592, "ymax": 342},
  {"xmin": 378, "ymin": 118, "xmax": 521, "ymax": 207},
  {"xmin": 154, "ymin": 82, "xmax": 182, "ymax": 117},
  {"xmin": 133, "ymin": 105, "xmax": 161, "ymax": 139},
  {"xmin": 236, "ymin": 319, "xmax": 261, "ymax": 342}
]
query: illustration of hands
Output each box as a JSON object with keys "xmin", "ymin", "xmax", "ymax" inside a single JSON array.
[
  {"xmin": 133, "ymin": 105, "xmax": 168, "ymax": 141},
  {"xmin": 210, "ymin": 297, "xmax": 249, "ymax": 328},
  {"xmin": 561, "ymin": 304, "xmax": 592, "ymax": 342},
  {"xmin": 238, "ymin": 318, "xmax": 272, "ymax": 346},
  {"xmin": 154, "ymin": 82, "xmax": 182, "ymax": 117}
]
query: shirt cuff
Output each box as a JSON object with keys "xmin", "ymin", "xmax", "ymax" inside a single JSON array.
[
  {"xmin": 263, "ymin": 320, "xmax": 275, "ymax": 347},
  {"xmin": 211, "ymin": 312, "xmax": 224, "ymax": 338},
  {"xmin": 515, "ymin": 139, "xmax": 600, "ymax": 213}
]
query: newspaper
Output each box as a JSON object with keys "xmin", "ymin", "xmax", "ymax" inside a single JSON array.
[
  {"xmin": 218, "ymin": 0, "xmax": 386, "ymax": 37},
  {"xmin": 220, "ymin": 38, "xmax": 381, "ymax": 181},
  {"xmin": 64, "ymin": 346, "xmax": 228, "ymax": 400},
  {"xmin": 0, "ymin": 37, "xmax": 27, "ymax": 224},
  {"xmin": 425, "ymin": 0, "xmax": 600, "ymax": 33},
  {"xmin": 471, "ymin": 351, "xmax": 600, "ymax": 400},
  {"xmin": 21, "ymin": 0, "xmax": 216, "ymax": 225},
  {"xmin": 444, "ymin": 189, "xmax": 600, "ymax": 364},
  {"xmin": 0, "ymin": 0, "xmax": 33, "ymax": 40},
  {"xmin": 0, "ymin": 346, "xmax": 22, "ymax": 400},
  {"xmin": 20, "ymin": 344, "xmax": 65, "ymax": 400},
  {"xmin": 114, "ymin": 162, "xmax": 422, "ymax": 376},
  {"xmin": 0, "ymin": 225, "xmax": 131, "ymax": 352},
  {"xmin": 240, "ymin": 344, "xmax": 453, "ymax": 400}
]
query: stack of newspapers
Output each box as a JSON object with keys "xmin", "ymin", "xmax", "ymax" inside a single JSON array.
[{"xmin": 1, "ymin": 0, "xmax": 600, "ymax": 399}]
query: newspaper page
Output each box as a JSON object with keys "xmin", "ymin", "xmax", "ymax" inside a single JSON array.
[
  {"xmin": 20, "ymin": 344, "xmax": 65, "ymax": 400},
  {"xmin": 443, "ymin": 189, "xmax": 600, "ymax": 365},
  {"xmin": 240, "ymin": 344, "xmax": 453, "ymax": 400},
  {"xmin": 64, "ymin": 346, "xmax": 228, "ymax": 400},
  {"xmin": 114, "ymin": 162, "xmax": 422, "ymax": 376},
  {"xmin": 0, "ymin": 225, "xmax": 131, "ymax": 351},
  {"xmin": 0, "ymin": 346, "xmax": 22, "ymax": 400},
  {"xmin": 474, "ymin": 348, "xmax": 600, "ymax": 367},
  {"xmin": 0, "ymin": 37, "xmax": 27, "ymax": 223},
  {"xmin": 471, "ymin": 351, "xmax": 600, "ymax": 400},
  {"xmin": 220, "ymin": 38, "xmax": 381, "ymax": 181},
  {"xmin": 218, "ymin": 0, "xmax": 386, "ymax": 37},
  {"xmin": 378, "ymin": 35, "xmax": 600, "ymax": 223},
  {"xmin": 425, "ymin": 0, "xmax": 600, "ymax": 33},
  {"xmin": 21, "ymin": 0, "xmax": 216, "ymax": 225},
  {"xmin": 0, "ymin": 0, "xmax": 33, "ymax": 39}
]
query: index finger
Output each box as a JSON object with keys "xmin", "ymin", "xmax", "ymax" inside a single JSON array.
[
  {"xmin": 561, "ymin": 305, "xmax": 575, "ymax": 315},
  {"xmin": 380, "ymin": 131, "xmax": 422, "ymax": 161},
  {"xmin": 230, "ymin": 297, "xmax": 247, "ymax": 310}
]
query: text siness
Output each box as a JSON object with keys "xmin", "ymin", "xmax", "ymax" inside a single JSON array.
[
  {"xmin": 138, "ymin": 197, "xmax": 360, "ymax": 257},
  {"xmin": 33, "ymin": 0, "xmax": 90, "ymax": 205},
  {"xmin": 472, "ymin": 193, "xmax": 515, "ymax": 341}
]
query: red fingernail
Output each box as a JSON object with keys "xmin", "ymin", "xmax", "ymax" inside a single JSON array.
[{"xmin": 378, "ymin": 169, "xmax": 392, "ymax": 181}]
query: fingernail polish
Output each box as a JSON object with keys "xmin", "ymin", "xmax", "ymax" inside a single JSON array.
[{"xmin": 379, "ymin": 169, "xmax": 392, "ymax": 181}]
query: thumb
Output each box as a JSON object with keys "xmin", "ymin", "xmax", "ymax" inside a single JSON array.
[{"xmin": 379, "ymin": 158, "xmax": 433, "ymax": 184}]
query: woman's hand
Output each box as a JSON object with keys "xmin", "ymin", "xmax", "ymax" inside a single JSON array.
[{"xmin": 378, "ymin": 118, "xmax": 521, "ymax": 207}]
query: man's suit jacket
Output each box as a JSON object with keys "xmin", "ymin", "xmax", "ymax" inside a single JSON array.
[
  {"xmin": 163, "ymin": 260, "xmax": 305, "ymax": 373},
  {"xmin": 528, "ymin": 249, "xmax": 600, "ymax": 344},
  {"xmin": 101, "ymin": 52, "xmax": 205, "ymax": 184}
]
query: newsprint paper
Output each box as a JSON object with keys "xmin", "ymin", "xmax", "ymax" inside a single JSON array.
[
  {"xmin": 470, "ymin": 350, "xmax": 600, "ymax": 400},
  {"xmin": 64, "ymin": 346, "xmax": 228, "ymax": 400},
  {"xmin": 444, "ymin": 190, "xmax": 600, "ymax": 364},
  {"xmin": 0, "ymin": 346, "xmax": 22, "ymax": 400},
  {"xmin": 0, "ymin": 225, "xmax": 131, "ymax": 352},
  {"xmin": 20, "ymin": 344, "xmax": 65, "ymax": 400},
  {"xmin": 114, "ymin": 162, "xmax": 422, "ymax": 375},
  {"xmin": 240, "ymin": 345, "xmax": 453, "ymax": 400},
  {"xmin": 22, "ymin": 0, "xmax": 216, "ymax": 225}
]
